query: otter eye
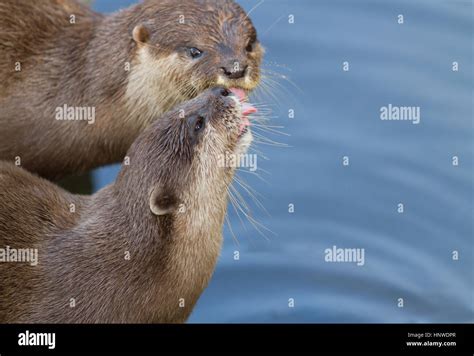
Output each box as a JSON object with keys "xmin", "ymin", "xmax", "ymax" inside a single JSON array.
[
  {"xmin": 188, "ymin": 47, "xmax": 203, "ymax": 59},
  {"xmin": 194, "ymin": 116, "xmax": 205, "ymax": 132},
  {"xmin": 245, "ymin": 42, "xmax": 253, "ymax": 52}
]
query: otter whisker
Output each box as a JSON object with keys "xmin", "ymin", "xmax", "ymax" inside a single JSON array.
[
  {"xmin": 251, "ymin": 122, "xmax": 286, "ymax": 129},
  {"xmin": 243, "ymin": 0, "xmax": 265, "ymax": 21},
  {"xmin": 252, "ymin": 138, "xmax": 290, "ymax": 148},
  {"xmin": 236, "ymin": 168, "xmax": 270, "ymax": 185},
  {"xmin": 251, "ymin": 131, "xmax": 290, "ymax": 148},
  {"xmin": 234, "ymin": 176, "xmax": 270, "ymax": 217},
  {"xmin": 227, "ymin": 186, "xmax": 249, "ymax": 230},
  {"xmin": 228, "ymin": 184, "xmax": 273, "ymax": 241},
  {"xmin": 234, "ymin": 174, "xmax": 266, "ymax": 202},
  {"xmin": 251, "ymin": 123, "xmax": 290, "ymax": 137},
  {"xmin": 248, "ymin": 105, "xmax": 274, "ymax": 113},
  {"xmin": 247, "ymin": 107, "xmax": 275, "ymax": 118},
  {"xmin": 258, "ymin": 65, "xmax": 305, "ymax": 112},
  {"xmin": 261, "ymin": 14, "xmax": 285, "ymax": 37},
  {"xmin": 248, "ymin": 146, "xmax": 270, "ymax": 161},
  {"xmin": 240, "ymin": 161, "xmax": 272, "ymax": 176},
  {"xmin": 229, "ymin": 184, "xmax": 251, "ymax": 215},
  {"xmin": 262, "ymin": 59, "xmax": 292, "ymax": 71},
  {"xmin": 255, "ymin": 76, "xmax": 285, "ymax": 109},
  {"xmin": 250, "ymin": 115, "xmax": 274, "ymax": 124},
  {"xmin": 225, "ymin": 212, "xmax": 240, "ymax": 247},
  {"xmin": 247, "ymin": 105, "xmax": 273, "ymax": 113},
  {"xmin": 261, "ymin": 73, "xmax": 303, "ymax": 101},
  {"xmin": 252, "ymin": 128, "xmax": 289, "ymax": 140}
]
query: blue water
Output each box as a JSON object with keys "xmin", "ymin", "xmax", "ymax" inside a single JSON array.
[{"xmin": 92, "ymin": 0, "xmax": 473, "ymax": 323}]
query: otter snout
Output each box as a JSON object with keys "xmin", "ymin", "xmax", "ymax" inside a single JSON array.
[
  {"xmin": 208, "ymin": 86, "xmax": 241, "ymax": 114},
  {"xmin": 183, "ymin": 86, "xmax": 256, "ymax": 153},
  {"xmin": 220, "ymin": 62, "xmax": 248, "ymax": 79}
]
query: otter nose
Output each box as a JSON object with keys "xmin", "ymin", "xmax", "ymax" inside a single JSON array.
[{"xmin": 220, "ymin": 63, "xmax": 248, "ymax": 79}]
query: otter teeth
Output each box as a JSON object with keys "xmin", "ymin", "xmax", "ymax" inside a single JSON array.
[{"xmin": 229, "ymin": 87, "xmax": 257, "ymax": 135}]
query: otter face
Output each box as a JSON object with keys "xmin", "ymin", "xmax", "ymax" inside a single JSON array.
[
  {"xmin": 180, "ymin": 86, "xmax": 254, "ymax": 163},
  {"xmin": 128, "ymin": 0, "xmax": 263, "ymax": 122},
  {"xmin": 144, "ymin": 86, "xmax": 254, "ymax": 216}
]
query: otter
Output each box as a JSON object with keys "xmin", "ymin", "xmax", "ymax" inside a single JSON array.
[
  {"xmin": 0, "ymin": 0, "xmax": 263, "ymax": 179},
  {"xmin": 0, "ymin": 86, "xmax": 256, "ymax": 323}
]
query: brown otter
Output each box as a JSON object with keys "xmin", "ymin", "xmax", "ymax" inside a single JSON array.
[
  {"xmin": 0, "ymin": 0, "xmax": 263, "ymax": 179},
  {"xmin": 0, "ymin": 86, "xmax": 255, "ymax": 323}
]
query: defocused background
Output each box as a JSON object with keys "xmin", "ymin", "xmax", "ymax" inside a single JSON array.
[{"xmin": 91, "ymin": 0, "xmax": 473, "ymax": 322}]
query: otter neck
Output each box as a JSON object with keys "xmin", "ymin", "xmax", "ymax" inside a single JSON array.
[
  {"xmin": 76, "ymin": 3, "xmax": 161, "ymax": 164},
  {"xmin": 87, "ymin": 179, "xmax": 227, "ymax": 321}
]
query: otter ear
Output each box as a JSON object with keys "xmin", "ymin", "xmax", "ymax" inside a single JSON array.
[
  {"xmin": 132, "ymin": 24, "xmax": 150, "ymax": 44},
  {"xmin": 149, "ymin": 185, "xmax": 177, "ymax": 216}
]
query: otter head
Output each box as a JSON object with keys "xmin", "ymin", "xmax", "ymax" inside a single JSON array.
[
  {"xmin": 118, "ymin": 86, "xmax": 255, "ymax": 229},
  {"xmin": 127, "ymin": 0, "xmax": 263, "ymax": 124}
]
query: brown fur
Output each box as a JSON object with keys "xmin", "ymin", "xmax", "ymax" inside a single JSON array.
[
  {"xmin": 0, "ymin": 0, "xmax": 263, "ymax": 179},
  {"xmin": 0, "ymin": 87, "xmax": 251, "ymax": 323}
]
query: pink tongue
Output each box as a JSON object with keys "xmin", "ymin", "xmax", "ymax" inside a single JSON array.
[
  {"xmin": 242, "ymin": 102, "xmax": 257, "ymax": 116},
  {"xmin": 230, "ymin": 88, "xmax": 246, "ymax": 102},
  {"xmin": 229, "ymin": 88, "xmax": 257, "ymax": 135}
]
